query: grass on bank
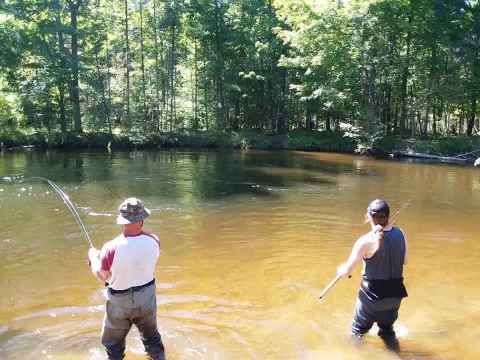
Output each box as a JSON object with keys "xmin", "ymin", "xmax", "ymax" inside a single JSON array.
[
  {"xmin": 373, "ymin": 135, "xmax": 480, "ymax": 157},
  {"xmin": 1, "ymin": 129, "xmax": 480, "ymax": 159},
  {"xmin": 0, "ymin": 130, "xmax": 358, "ymax": 152}
]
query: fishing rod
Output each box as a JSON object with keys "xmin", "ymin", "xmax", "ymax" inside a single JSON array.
[
  {"xmin": 318, "ymin": 199, "xmax": 412, "ymax": 300},
  {"xmin": 30, "ymin": 177, "xmax": 93, "ymax": 249}
]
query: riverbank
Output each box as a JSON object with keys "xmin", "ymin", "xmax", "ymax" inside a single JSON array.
[
  {"xmin": 0, "ymin": 130, "xmax": 358, "ymax": 152},
  {"xmin": 2, "ymin": 129, "xmax": 480, "ymax": 162}
]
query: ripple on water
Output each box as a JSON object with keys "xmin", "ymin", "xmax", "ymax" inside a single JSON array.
[
  {"xmin": 0, "ymin": 325, "xmax": 8, "ymax": 335},
  {"xmin": 0, "ymin": 304, "xmax": 106, "ymax": 359}
]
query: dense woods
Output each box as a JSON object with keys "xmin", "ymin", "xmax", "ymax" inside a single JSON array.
[{"xmin": 0, "ymin": 0, "xmax": 479, "ymax": 143}]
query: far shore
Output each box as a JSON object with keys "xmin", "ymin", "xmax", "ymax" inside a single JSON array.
[{"xmin": 1, "ymin": 130, "xmax": 480, "ymax": 164}]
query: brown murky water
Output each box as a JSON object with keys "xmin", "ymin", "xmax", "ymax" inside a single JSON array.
[{"xmin": 0, "ymin": 149, "xmax": 479, "ymax": 359}]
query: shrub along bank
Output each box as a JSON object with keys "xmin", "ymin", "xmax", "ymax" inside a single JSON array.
[
  {"xmin": 0, "ymin": 130, "xmax": 358, "ymax": 152},
  {"xmin": 1, "ymin": 129, "xmax": 480, "ymax": 160}
]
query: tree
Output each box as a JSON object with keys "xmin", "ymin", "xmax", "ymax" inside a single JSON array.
[{"xmin": 66, "ymin": 0, "xmax": 83, "ymax": 133}]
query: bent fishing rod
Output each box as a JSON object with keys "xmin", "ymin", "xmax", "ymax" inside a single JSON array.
[
  {"xmin": 318, "ymin": 199, "xmax": 411, "ymax": 300},
  {"xmin": 29, "ymin": 177, "xmax": 93, "ymax": 249}
]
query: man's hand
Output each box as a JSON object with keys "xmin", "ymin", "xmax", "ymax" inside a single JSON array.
[
  {"xmin": 88, "ymin": 247, "xmax": 109, "ymax": 282},
  {"xmin": 89, "ymin": 247, "xmax": 100, "ymax": 259},
  {"xmin": 88, "ymin": 248, "xmax": 100, "ymax": 267}
]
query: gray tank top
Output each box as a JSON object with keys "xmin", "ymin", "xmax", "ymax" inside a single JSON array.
[{"xmin": 363, "ymin": 226, "xmax": 405, "ymax": 280}]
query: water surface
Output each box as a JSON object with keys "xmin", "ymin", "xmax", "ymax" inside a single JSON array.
[{"xmin": 0, "ymin": 149, "xmax": 479, "ymax": 359}]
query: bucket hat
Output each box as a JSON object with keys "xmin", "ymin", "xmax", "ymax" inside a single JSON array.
[{"xmin": 116, "ymin": 197, "xmax": 151, "ymax": 225}]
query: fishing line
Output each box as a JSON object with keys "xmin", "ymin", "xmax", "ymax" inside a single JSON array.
[{"xmin": 29, "ymin": 177, "xmax": 93, "ymax": 248}]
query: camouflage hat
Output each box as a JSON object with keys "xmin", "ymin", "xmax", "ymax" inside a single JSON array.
[{"xmin": 116, "ymin": 197, "xmax": 151, "ymax": 225}]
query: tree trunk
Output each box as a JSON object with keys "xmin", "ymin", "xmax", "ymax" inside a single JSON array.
[
  {"xmin": 106, "ymin": 39, "xmax": 112, "ymax": 134},
  {"xmin": 95, "ymin": 52, "xmax": 110, "ymax": 133},
  {"xmin": 325, "ymin": 112, "xmax": 331, "ymax": 132},
  {"xmin": 123, "ymin": 0, "xmax": 130, "ymax": 129},
  {"xmin": 139, "ymin": 0, "xmax": 147, "ymax": 131},
  {"xmin": 169, "ymin": 11, "xmax": 176, "ymax": 132},
  {"xmin": 467, "ymin": 97, "xmax": 476, "ymax": 135},
  {"xmin": 277, "ymin": 69, "xmax": 287, "ymax": 131},
  {"xmin": 467, "ymin": 49, "xmax": 478, "ymax": 135},
  {"xmin": 386, "ymin": 86, "xmax": 392, "ymax": 135},
  {"xmin": 152, "ymin": 0, "xmax": 161, "ymax": 132},
  {"xmin": 410, "ymin": 85, "xmax": 415, "ymax": 138},
  {"xmin": 193, "ymin": 33, "xmax": 199, "ymax": 131},
  {"xmin": 57, "ymin": 21, "xmax": 67, "ymax": 134},
  {"xmin": 399, "ymin": 1, "xmax": 413, "ymax": 137},
  {"xmin": 213, "ymin": 0, "xmax": 225, "ymax": 130},
  {"xmin": 66, "ymin": 0, "xmax": 82, "ymax": 133}
]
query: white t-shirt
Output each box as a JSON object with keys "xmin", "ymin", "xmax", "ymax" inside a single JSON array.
[{"xmin": 100, "ymin": 231, "xmax": 160, "ymax": 290}]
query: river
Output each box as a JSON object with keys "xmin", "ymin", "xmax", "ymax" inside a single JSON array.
[{"xmin": 0, "ymin": 148, "xmax": 479, "ymax": 359}]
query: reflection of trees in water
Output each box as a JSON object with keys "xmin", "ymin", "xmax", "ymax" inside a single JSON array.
[{"xmin": 13, "ymin": 150, "xmax": 384, "ymax": 203}]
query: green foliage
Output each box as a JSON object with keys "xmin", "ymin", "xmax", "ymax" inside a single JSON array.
[
  {"xmin": 409, "ymin": 136, "xmax": 480, "ymax": 156},
  {"xmin": 0, "ymin": 17, "xmax": 25, "ymax": 70},
  {"xmin": 0, "ymin": 129, "xmax": 29, "ymax": 147},
  {"xmin": 372, "ymin": 136, "xmax": 405, "ymax": 156},
  {"xmin": 1, "ymin": 128, "xmax": 479, "ymax": 159},
  {"xmin": 110, "ymin": 134, "xmax": 135, "ymax": 149},
  {"xmin": 0, "ymin": 94, "xmax": 17, "ymax": 128},
  {"xmin": 1, "ymin": 0, "xmax": 480, "ymax": 143},
  {"xmin": 372, "ymin": 135, "xmax": 480, "ymax": 157},
  {"xmin": 285, "ymin": 130, "xmax": 357, "ymax": 152}
]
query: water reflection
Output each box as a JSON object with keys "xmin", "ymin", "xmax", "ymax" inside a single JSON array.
[{"xmin": 0, "ymin": 149, "xmax": 479, "ymax": 359}]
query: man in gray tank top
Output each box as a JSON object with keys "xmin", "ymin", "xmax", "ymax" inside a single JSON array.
[{"xmin": 336, "ymin": 199, "xmax": 408, "ymax": 352}]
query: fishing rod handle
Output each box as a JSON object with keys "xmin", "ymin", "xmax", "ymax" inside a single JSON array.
[{"xmin": 318, "ymin": 274, "xmax": 351, "ymax": 299}]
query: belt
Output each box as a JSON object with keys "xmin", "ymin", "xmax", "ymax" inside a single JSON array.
[
  {"xmin": 361, "ymin": 277, "xmax": 407, "ymax": 300},
  {"xmin": 108, "ymin": 279, "xmax": 155, "ymax": 295}
]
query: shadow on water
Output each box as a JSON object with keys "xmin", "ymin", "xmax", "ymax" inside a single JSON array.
[{"xmin": 0, "ymin": 149, "xmax": 368, "ymax": 203}]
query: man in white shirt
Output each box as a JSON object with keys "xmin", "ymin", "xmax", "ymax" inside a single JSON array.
[{"xmin": 89, "ymin": 197, "xmax": 165, "ymax": 360}]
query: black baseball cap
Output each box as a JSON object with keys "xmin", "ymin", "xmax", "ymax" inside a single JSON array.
[{"xmin": 367, "ymin": 199, "xmax": 390, "ymax": 216}]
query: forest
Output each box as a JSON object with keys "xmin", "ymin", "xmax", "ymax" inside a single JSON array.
[{"xmin": 0, "ymin": 0, "xmax": 479, "ymax": 149}]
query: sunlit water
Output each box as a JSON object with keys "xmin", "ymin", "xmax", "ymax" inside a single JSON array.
[{"xmin": 1, "ymin": 149, "xmax": 479, "ymax": 359}]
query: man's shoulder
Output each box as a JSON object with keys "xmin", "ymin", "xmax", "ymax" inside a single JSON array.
[
  {"xmin": 101, "ymin": 235, "xmax": 123, "ymax": 251},
  {"xmin": 141, "ymin": 231, "xmax": 159, "ymax": 243}
]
